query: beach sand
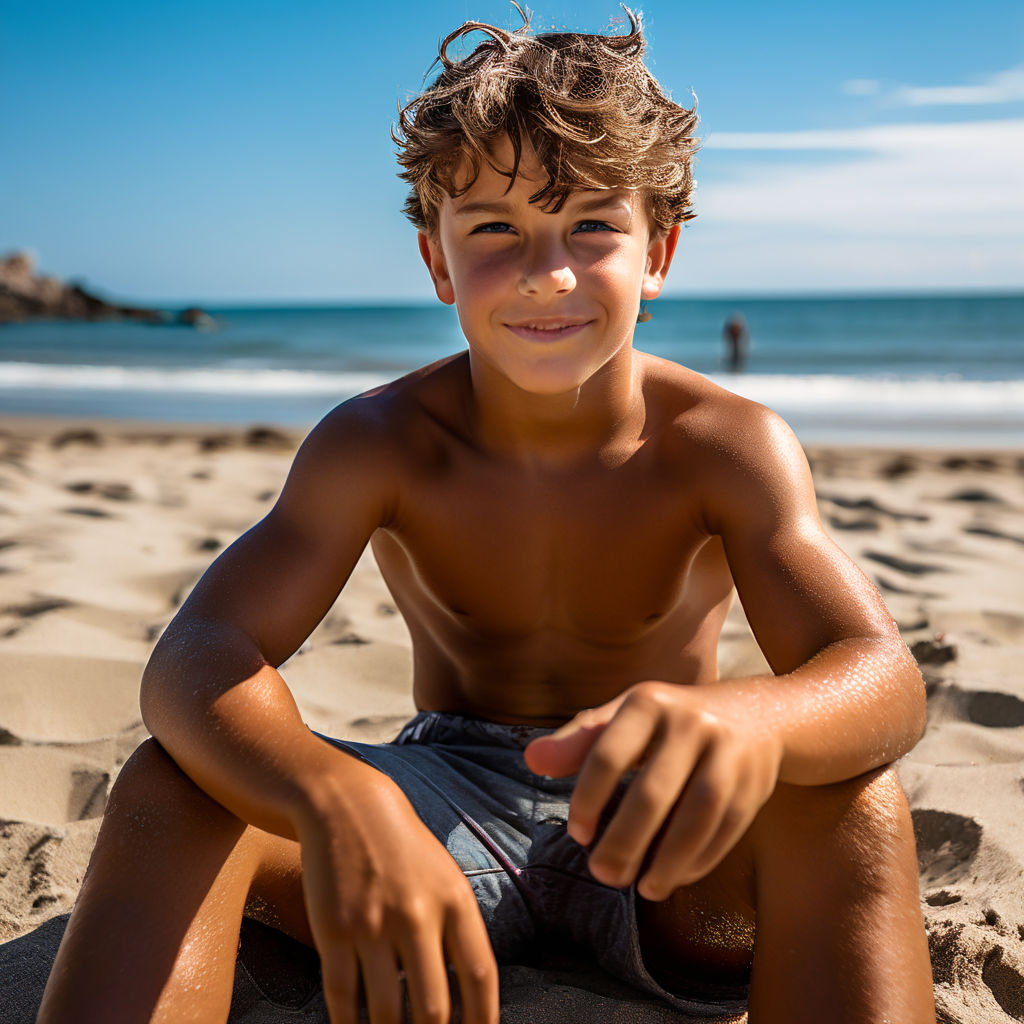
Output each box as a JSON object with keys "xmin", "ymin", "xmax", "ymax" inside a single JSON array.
[{"xmin": 0, "ymin": 418, "xmax": 1022, "ymax": 1022}]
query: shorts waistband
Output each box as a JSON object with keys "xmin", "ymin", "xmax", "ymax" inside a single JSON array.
[{"xmin": 393, "ymin": 711, "xmax": 558, "ymax": 750}]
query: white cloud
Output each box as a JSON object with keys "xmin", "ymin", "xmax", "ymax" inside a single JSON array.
[
  {"xmin": 843, "ymin": 79, "xmax": 880, "ymax": 97},
  {"xmin": 891, "ymin": 65, "xmax": 1024, "ymax": 107},
  {"xmin": 682, "ymin": 120, "xmax": 1024, "ymax": 291}
]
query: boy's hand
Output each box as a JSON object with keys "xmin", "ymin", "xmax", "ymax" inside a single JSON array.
[
  {"xmin": 523, "ymin": 681, "xmax": 783, "ymax": 902},
  {"xmin": 294, "ymin": 766, "xmax": 499, "ymax": 1024}
]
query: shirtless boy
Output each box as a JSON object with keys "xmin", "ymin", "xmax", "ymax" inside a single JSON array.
[{"xmin": 39, "ymin": 10, "xmax": 935, "ymax": 1024}]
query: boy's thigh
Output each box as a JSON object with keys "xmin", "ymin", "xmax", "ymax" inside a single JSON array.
[
  {"xmin": 636, "ymin": 766, "xmax": 919, "ymax": 992},
  {"xmin": 244, "ymin": 832, "xmax": 313, "ymax": 948},
  {"xmin": 748, "ymin": 766, "xmax": 933, "ymax": 1019},
  {"xmin": 635, "ymin": 824, "xmax": 757, "ymax": 992}
]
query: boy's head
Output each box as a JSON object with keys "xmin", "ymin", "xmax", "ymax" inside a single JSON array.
[{"xmin": 394, "ymin": 6, "xmax": 699, "ymax": 237}]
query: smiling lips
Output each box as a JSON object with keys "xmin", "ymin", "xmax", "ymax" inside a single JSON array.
[{"xmin": 504, "ymin": 318, "xmax": 593, "ymax": 342}]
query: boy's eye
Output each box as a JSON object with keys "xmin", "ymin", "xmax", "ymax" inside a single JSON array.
[
  {"xmin": 470, "ymin": 222, "xmax": 514, "ymax": 234},
  {"xmin": 574, "ymin": 220, "xmax": 618, "ymax": 233}
]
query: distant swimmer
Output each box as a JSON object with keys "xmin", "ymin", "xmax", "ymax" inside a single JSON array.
[{"xmin": 723, "ymin": 313, "xmax": 749, "ymax": 373}]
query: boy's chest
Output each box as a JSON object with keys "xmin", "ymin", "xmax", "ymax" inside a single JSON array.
[{"xmin": 376, "ymin": 451, "xmax": 730, "ymax": 642}]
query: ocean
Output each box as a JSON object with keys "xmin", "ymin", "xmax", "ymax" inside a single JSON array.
[{"xmin": 1, "ymin": 294, "xmax": 1021, "ymax": 446}]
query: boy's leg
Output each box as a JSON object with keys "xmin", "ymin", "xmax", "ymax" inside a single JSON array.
[
  {"xmin": 37, "ymin": 739, "xmax": 310, "ymax": 1024},
  {"xmin": 637, "ymin": 766, "xmax": 935, "ymax": 1023}
]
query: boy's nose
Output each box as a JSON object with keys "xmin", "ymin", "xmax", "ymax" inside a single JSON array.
[{"xmin": 517, "ymin": 261, "xmax": 577, "ymax": 300}]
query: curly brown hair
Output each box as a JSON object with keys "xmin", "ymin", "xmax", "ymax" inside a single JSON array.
[{"xmin": 394, "ymin": 5, "xmax": 699, "ymax": 234}]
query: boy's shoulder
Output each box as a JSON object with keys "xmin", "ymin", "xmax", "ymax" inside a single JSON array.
[
  {"xmin": 637, "ymin": 352, "xmax": 814, "ymax": 530},
  {"xmin": 311, "ymin": 353, "xmax": 470, "ymax": 450},
  {"xmin": 639, "ymin": 351, "xmax": 799, "ymax": 469}
]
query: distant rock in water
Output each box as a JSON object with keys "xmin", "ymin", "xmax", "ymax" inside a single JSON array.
[
  {"xmin": 0, "ymin": 250, "xmax": 213, "ymax": 328},
  {"xmin": 176, "ymin": 306, "xmax": 217, "ymax": 330}
]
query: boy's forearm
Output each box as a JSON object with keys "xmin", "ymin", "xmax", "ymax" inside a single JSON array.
[
  {"xmin": 717, "ymin": 634, "xmax": 926, "ymax": 786},
  {"xmin": 140, "ymin": 614, "xmax": 396, "ymax": 839}
]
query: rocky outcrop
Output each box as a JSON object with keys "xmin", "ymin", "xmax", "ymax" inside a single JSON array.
[{"xmin": 0, "ymin": 251, "xmax": 211, "ymax": 327}]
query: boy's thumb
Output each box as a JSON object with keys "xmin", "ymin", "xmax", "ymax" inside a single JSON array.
[{"xmin": 523, "ymin": 706, "xmax": 614, "ymax": 777}]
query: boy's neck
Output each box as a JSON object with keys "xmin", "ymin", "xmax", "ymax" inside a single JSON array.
[{"xmin": 465, "ymin": 347, "xmax": 646, "ymax": 468}]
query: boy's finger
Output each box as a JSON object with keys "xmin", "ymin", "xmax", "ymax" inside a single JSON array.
[
  {"xmin": 568, "ymin": 701, "xmax": 656, "ymax": 846},
  {"xmin": 587, "ymin": 737, "xmax": 699, "ymax": 888},
  {"xmin": 319, "ymin": 949, "xmax": 360, "ymax": 1024},
  {"xmin": 359, "ymin": 943, "xmax": 403, "ymax": 1024},
  {"xmin": 398, "ymin": 930, "xmax": 452, "ymax": 1024},
  {"xmin": 445, "ymin": 904, "xmax": 500, "ymax": 1024},
  {"xmin": 523, "ymin": 697, "xmax": 624, "ymax": 777},
  {"xmin": 638, "ymin": 753, "xmax": 744, "ymax": 899}
]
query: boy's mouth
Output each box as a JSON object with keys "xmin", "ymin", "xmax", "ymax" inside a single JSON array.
[{"xmin": 504, "ymin": 318, "xmax": 593, "ymax": 342}]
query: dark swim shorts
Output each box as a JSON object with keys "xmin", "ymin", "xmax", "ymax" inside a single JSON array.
[{"xmin": 322, "ymin": 711, "xmax": 749, "ymax": 1020}]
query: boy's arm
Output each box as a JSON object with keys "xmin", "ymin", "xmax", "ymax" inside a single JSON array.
[
  {"xmin": 526, "ymin": 406, "xmax": 925, "ymax": 900},
  {"xmin": 140, "ymin": 402, "xmax": 498, "ymax": 1024},
  {"xmin": 700, "ymin": 405, "xmax": 926, "ymax": 782}
]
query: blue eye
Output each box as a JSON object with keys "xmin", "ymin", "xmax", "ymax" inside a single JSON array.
[{"xmin": 575, "ymin": 220, "xmax": 617, "ymax": 233}]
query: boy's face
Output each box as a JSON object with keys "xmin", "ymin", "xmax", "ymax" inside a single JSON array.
[{"xmin": 419, "ymin": 136, "xmax": 678, "ymax": 397}]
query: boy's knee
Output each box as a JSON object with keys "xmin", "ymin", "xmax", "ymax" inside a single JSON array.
[
  {"xmin": 108, "ymin": 737, "xmax": 183, "ymax": 795},
  {"xmin": 755, "ymin": 766, "xmax": 917, "ymax": 891},
  {"xmin": 105, "ymin": 738, "xmax": 232, "ymax": 830}
]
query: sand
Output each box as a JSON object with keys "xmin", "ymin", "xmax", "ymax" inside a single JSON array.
[{"xmin": 0, "ymin": 418, "xmax": 1022, "ymax": 1022}]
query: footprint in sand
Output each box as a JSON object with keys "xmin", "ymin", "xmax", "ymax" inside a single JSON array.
[
  {"xmin": 912, "ymin": 809, "xmax": 982, "ymax": 887},
  {"xmin": 60, "ymin": 506, "xmax": 116, "ymax": 519},
  {"xmin": 964, "ymin": 690, "xmax": 1024, "ymax": 729},
  {"xmin": 826, "ymin": 514, "xmax": 879, "ymax": 532},
  {"xmin": 873, "ymin": 574, "xmax": 944, "ymax": 600},
  {"xmin": 925, "ymin": 890, "xmax": 962, "ymax": 907},
  {"xmin": 941, "ymin": 455, "xmax": 1000, "ymax": 472},
  {"xmin": 25, "ymin": 833, "xmax": 61, "ymax": 911},
  {"xmin": 0, "ymin": 725, "xmax": 21, "ymax": 745},
  {"xmin": 1, "ymin": 596, "xmax": 71, "ymax": 639},
  {"xmin": 817, "ymin": 493, "xmax": 930, "ymax": 522},
  {"xmin": 68, "ymin": 768, "xmax": 110, "ymax": 820},
  {"xmin": 910, "ymin": 638, "xmax": 957, "ymax": 666},
  {"xmin": 6, "ymin": 596, "xmax": 71, "ymax": 618},
  {"xmin": 964, "ymin": 524, "xmax": 1024, "ymax": 546},
  {"xmin": 946, "ymin": 487, "xmax": 1005, "ymax": 504},
  {"xmin": 50, "ymin": 429, "xmax": 102, "ymax": 449},
  {"xmin": 879, "ymin": 454, "xmax": 920, "ymax": 479},
  {"xmin": 982, "ymin": 947, "xmax": 1024, "ymax": 1020},
  {"xmin": 864, "ymin": 551, "xmax": 948, "ymax": 576},
  {"xmin": 63, "ymin": 481, "xmax": 136, "ymax": 501}
]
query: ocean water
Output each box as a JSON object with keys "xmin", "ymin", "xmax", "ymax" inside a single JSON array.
[{"xmin": 1, "ymin": 294, "xmax": 1021, "ymax": 446}]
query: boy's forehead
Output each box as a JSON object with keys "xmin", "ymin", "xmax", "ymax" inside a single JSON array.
[
  {"xmin": 447, "ymin": 183, "xmax": 636, "ymax": 218},
  {"xmin": 444, "ymin": 140, "xmax": 640, "ymax": 221}
]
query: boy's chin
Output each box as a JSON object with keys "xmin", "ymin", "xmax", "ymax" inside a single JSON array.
[{"xmin": 499, "ymin": 357, "xmax": 623, "ymax": 397}]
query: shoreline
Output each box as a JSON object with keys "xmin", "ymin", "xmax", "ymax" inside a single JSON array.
[{"xmin": 1, "ymin": 418, "xmax": 1023, "ymax": 1022}]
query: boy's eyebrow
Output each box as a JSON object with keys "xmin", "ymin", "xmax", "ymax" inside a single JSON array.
[{"xmin": 453, "ymin": 192, "xmax": 634, "ymax": 219}]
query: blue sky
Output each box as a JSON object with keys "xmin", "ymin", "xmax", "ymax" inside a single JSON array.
[{"xmin": 3, "ymin": 0, "xmax": 1022, "ymax": 303}]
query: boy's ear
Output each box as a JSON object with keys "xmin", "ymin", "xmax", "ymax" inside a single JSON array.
[
  {"xmin": 418, "ymin": 232, "xmax": 455, "ymax": 306},
  {"xmin": 641, "ymin": 224, "xmax": 681, "ymax": 301}
]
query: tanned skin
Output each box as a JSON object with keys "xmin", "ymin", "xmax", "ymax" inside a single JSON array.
[{"xmin": 39, "ymin": 141, "xmax": 935, "ymax": 1024}]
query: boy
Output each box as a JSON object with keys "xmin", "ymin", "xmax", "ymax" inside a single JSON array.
[{"xmin": 39, "ymin": 10, "xmax": 935, "ymax": 1023}]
